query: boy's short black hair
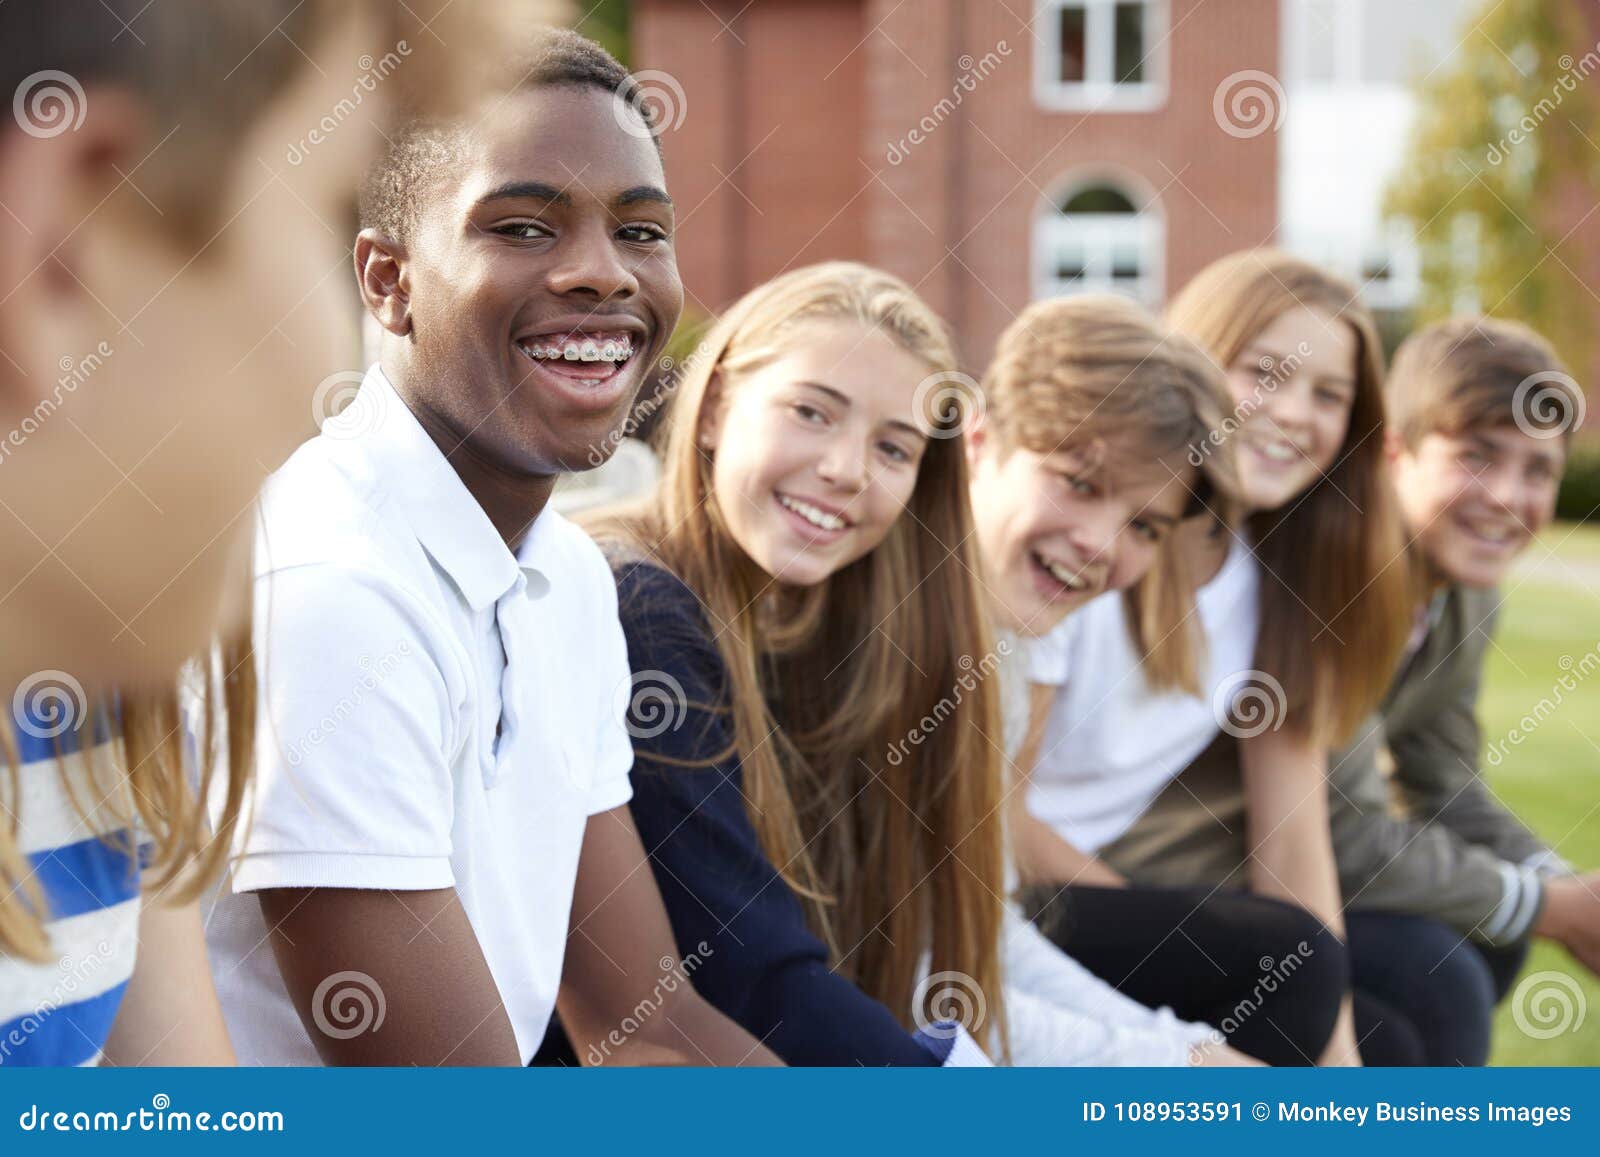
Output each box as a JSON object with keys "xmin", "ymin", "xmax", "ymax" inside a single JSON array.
[{"xmin": 358, "ymin": 28, "xmax": 656, "ymax": 244}]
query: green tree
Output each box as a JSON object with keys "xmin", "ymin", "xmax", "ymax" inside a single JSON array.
[
  {"xmin": 575, "ymin": 0, "xmax": 630, "ymax": 65},
  {"xmin": 1385, "ymin": 0, "xmax": 1599, "ymax": 377}
]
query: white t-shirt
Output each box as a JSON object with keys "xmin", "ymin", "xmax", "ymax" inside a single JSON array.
[
  {"xmin": 991, "ymin": 632, "xmax": 1216, "ymax": 1065},
  {"xmin": 206, "ymin": 366, "xmax": 634, "ymax": 1065},
  {"xmin": 1023, "ymin": 537, "xmax": 1260, "ymax": 854}
]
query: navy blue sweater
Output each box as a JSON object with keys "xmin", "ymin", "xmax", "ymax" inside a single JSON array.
[{"xmin": 607, "ymin": 559, "xmax": 937, "ymax": 1066}]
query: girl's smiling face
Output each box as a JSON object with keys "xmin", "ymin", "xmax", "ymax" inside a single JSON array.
[
  {"xmin": 1225, "ymin": 306, "xmax": 1357, "ymax": 513},
  {"xmin": 701, "ymin": 320, "xmax": 934, "ymax": 586}
]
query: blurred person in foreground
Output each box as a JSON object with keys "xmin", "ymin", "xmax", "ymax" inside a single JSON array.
[{"xmin": 0, "ymin": 0, "xmax": 564, "ymax": 1067}]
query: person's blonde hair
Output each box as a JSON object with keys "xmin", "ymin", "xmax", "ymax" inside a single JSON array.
[
  {"xmin": 1167, "ymin": 249, "xmax": 1412, "ymax": 743},
  {"xmin": 1388, "ymin": 316, "xmax": 1581, "ymax": 447},
  {"xmin": 983, "ymin": 294, "xmax": 1240, "ymax": 693},
  {"xmin": 591, "ymin": 261, "xmax": 1008, "ymax": 1053},
  {"xmin": 0, "ymin": 628, "xmax": 253, "ymax": 961}
]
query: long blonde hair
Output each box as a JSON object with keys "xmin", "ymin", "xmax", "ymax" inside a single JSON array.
[
  {"xmin": 982, "ymin": 295, "xmax": 1240, "ymax": 693},
  {"xmin": 1, "ymin": 626, "xmax": 254, "ymax": 962},
  {"xmin": 592, "ymin": 262, "xmax": 1008, "ymax": 1052},
  {"xmin": 1167, "ymin": 250, "xmax": 1412, "ymax": 743}
]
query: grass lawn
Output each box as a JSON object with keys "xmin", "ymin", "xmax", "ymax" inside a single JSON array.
[{"xmin": 1483, "ymin": 520, "xmax": 1600, "ymax": 1065}]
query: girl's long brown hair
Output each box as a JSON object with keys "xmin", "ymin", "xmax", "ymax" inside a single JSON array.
[
  {"xmin": 1167, "ymin": 250, "xmax": 1413, "ymax": 743},
  {"xmin": 591, "ymin": 262, "xmax": 1008, "ymax": 1054}
]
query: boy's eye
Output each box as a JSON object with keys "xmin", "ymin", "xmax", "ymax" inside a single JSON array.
[
  {"xmin": 492, "ymin": 221, "xmax": 550, "ymax": 240},
  {"xmin": 618, "ymin": 224, "xmax": 669, "ymax": 243}
]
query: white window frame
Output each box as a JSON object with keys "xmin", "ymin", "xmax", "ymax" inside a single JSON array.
[
  {"xmin": 1284, "ymin": 0, "xmax": 1363, "ymax": 88},
  {"xmin": 1033, "ymin": 0, "xmax": 1169, "ymax": 112},
  {"xmin": 1031, "ymin": 175, "xmax": 1165, "ymax": 306}
]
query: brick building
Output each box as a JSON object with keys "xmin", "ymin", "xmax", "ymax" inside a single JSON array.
[{"xmin": 633, "ymin": 0, "xmax": 1282, "ymax": 364}]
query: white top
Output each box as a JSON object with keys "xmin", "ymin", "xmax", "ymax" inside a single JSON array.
[
  {"xmin": 990, "ymin": 632, "xmax": 1215, "ymax": 1066},
  {"xmin": 1023, "ymin": 537, "xmax": 1261, "ymax": 854},
  {"xmin": 206, "ymin": 365, "xmax": 634, "ymax": 1065}
]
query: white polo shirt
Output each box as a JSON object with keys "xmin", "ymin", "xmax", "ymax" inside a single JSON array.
[
  {"xmin": 206, "ymin": 365, "xmax": 634, "ymax": 1065},
  {"xmin": 1023, "ymin": 536, "xmax": 1260, "ymax": 854}
]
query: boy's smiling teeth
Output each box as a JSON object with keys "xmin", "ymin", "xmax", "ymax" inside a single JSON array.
[
  {"xmin": 1033, "ymin": 550, "xmax": 1088, "ymax": 591},
  {"xmin": 518, "ymin": 334, "xmax": 634, "ymax": 363},
  {"xmin": 778, "ymin": 493, "xmax": 847, "ymax": 532},
  {"xmin": 1461, "ymin": 516, "xmax": 1515, "ymax": 545}
]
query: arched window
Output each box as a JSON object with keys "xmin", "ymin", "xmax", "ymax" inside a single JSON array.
[{"xmin": 1033, "ymin": 177, "xmax": 1164, "ymax": 305}]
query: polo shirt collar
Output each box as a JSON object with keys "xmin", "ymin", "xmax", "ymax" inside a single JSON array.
[{"xmin": 353, "ymin": 365, "xmax": 525, "ymax": 611}]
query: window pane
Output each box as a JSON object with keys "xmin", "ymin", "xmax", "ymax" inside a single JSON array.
[
  {"xmin": 1054, "ymin": 239, "xmax": 1087, "ymax": 282},
  {"xmin": 1114, "ymin": 2, "xmax": 1146, "ymax": 84},
  {"xmin": 1299, "ymin": 0, "xmax": 1339, "ymax": 83},
  {"xmin": 1058, "ymin": 5, "xmax": 1087, "ymax": 83},
  {"xmin": 1062, "ymin": 185, "xmax": 1138, "ymax": 214},
  {"xmin": 1111, "ymin": 238, "xmax": 1142, "ymax": 278}
]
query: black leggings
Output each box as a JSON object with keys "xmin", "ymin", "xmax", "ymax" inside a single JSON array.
[
  {"xmin": 1022, "ymin": 883, "xmax": 1347, "ymax": 1066},
  {"xmin": 1346, "ymin": 910, "xmax": 1526, "ymax": 1065},
  {"xmin": 1023, "ymin": 884, "xmax": 1522, "ymax": 1066}
]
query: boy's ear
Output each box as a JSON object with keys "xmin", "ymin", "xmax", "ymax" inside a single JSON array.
[
  {"xmin": 354, "ymin": 228, "xmax": 412, "ymax": 337},
  {"xmin": 0, "ymin": 85, "xmax": 146, "ymax": 413}
]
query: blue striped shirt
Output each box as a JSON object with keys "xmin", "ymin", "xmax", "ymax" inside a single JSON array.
[{"xmin": 1, "ymin": 694, "xmax": 144, "ymax": 1067}]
